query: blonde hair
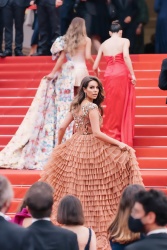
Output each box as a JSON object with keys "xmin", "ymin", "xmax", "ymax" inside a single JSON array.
[
  {"xmin": 64, "ymin": 17, "xmax": 87, "ymax": 56},
  {"xmin": 108, "ymin": 184, "xmax": 145, "ymax": 244}
]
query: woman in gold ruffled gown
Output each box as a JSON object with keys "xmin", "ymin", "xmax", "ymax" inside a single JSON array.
[{"xmin": 40, "ymin": 76, "xmax": 143, "ymax": 250}]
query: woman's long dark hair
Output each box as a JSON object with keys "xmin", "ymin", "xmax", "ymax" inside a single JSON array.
[{"xmin": 70, "ymin": 76, "xmax": 104, "ymax": 114}]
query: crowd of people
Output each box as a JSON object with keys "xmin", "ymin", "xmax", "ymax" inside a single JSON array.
[
  {"xmin": 1, "ymin": 0, "xmax": 167, "ymax": 56},
  {"xmin": 0, "ymin": 9, "xmax": 163, "ymax": 248},
  {"xmin": 0, "ymin": 175, "xmax": 167, "ymax": 250},
  {"xmin": 0, "ymin": 1, "xmax": 167, "ymax": 249},
  {"xmin": 2, "ymin": 0, "xmax": 167, "ymax": 57}
]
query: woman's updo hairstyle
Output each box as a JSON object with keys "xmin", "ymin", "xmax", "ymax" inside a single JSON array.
[{"xmin": 110, "ymin": 20, "xmax": 122, "ymax": 33}]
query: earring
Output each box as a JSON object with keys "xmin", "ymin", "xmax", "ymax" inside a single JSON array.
[{"xmin": 85, "ymin": 93, "xmax": 87, "ymax": 99}]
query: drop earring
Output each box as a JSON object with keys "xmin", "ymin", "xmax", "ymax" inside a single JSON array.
[{"xmin": 85, "ymin": 93, "xmax": 87, "ymax": 99}]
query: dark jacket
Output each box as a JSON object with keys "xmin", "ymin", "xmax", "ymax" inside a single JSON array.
[
  {"xmin": 0, "ymin": 0, "xmax": 30, "ymax": 8},
  {"xmin": 28, "ymin": 220, "xmax": 79, "ymax": 250},
  {"xmin": 0, "ymin": 216, "xmax": 33, "ymax": 250},
  {"xmin": 136, "ymin": 0, "xmax": 149, "ymax": 25},
  {"xmin": 159, "ymin": 58, "xmax": 167, "ymax": 90},
  {"xmin": 34, "ymin": 0, "xmax": 56, "ymax": 6},
  {"xmin": 125, "ymin": 233, "xmax": 167, "ymax": 250},
  {"xmin": 112, "ymin": 0, "xmax": 139, "ymax": 28}
]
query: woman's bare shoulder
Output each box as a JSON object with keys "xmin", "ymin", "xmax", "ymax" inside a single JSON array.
[
  {"xmin": 86, "ymin": 36, "xmax": 91, "ymax": 43},
  {"xmin": 102, "ymin": 38, "xmax": 111, "ymax": 45},
  {"xmin": 121, "ymin": 37, "xmax": 130, "ymax": 43}
]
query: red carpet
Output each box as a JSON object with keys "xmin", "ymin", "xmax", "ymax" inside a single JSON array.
[{"xmin": 0, "ymin": 54, "xmax": 167, "ymax": 215}]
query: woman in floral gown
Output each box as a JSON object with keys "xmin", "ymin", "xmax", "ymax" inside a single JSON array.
[
  {"xmin": 0, "ymin": 17, "xmax": 95, "ymax": 170},
  {"xmin": 40, "ymin": 76, "xmax": 143, "ymax": 250}
]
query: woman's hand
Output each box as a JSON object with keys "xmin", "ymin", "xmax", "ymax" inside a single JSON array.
[
  {"xmin": 124, "ymin": 16, "xmax": 131, "ymax": 24},
  {"xmin": 94, "ymin": 68, "xmax": 100, "ymax": 77},
  {"xmin": 45, "ymin": 72, "xmax": 55, "ymax": 81},
  {"xmin": 131, "ymin": 74, "xmax": 136, "ymax": 85},
  {"xmin": 118, "ymin": 142, "xmax": 130, "ymax": 151}
]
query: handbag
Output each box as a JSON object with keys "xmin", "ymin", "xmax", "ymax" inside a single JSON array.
[{"xmin": 25, "ymin": 9, "xmax": 34, "ymax": 27}]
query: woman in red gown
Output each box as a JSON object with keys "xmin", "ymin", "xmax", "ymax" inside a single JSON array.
[{"xmin": 93, "ymin": 21, "xmax": 136, "ymax": 146}]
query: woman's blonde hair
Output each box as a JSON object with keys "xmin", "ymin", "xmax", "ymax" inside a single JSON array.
[
  {"xmin": 108, "ymin": 184, "xmax": 145, "ymax": 244},
  {"xmin": 64, "ymin": 17, "xmax": 87, "ymax": 56}
]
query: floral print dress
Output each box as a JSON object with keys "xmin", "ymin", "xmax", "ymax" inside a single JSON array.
[{"xmin": 0, "ymin": 36, "xmax": 88, "ymax": 170}]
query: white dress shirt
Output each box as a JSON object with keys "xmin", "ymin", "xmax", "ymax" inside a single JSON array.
[
  {"xmin": 32, "ymin": 217, "xmax": 51, "ymax": 223},
  {"xmin": 147, "ymin": 228, "xmax": 167, "ymax": 235}
]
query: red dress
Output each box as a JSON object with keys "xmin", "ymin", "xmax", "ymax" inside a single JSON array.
[{"xmin": 102, "ymin": 53, "xmax": 135, "ymax": 146}]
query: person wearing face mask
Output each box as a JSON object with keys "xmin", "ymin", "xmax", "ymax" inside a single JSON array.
[
  {"xmin": 127, "ymin": 189, "xmax": 167, "ymax": 250},
  {"xmin": 108, "ymin": 184, "xmax": 145, "ymax": 250}
]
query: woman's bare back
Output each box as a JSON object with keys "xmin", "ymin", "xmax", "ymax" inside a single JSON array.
[
  {"xmin": 70, "ymin": 37, "xmax": 90, "ymax": 63},
  {"xmin": 63, "ymin": 225, "xmax": 96, "ymax": 250},
  {"xmin": 101, "ymin": 36, "xmax": 128, "ymax": 56}
]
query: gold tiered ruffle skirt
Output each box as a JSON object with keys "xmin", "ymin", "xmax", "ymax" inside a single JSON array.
[{"xmin": 40, "ymin": 133, "xmax": 143, "ymax": 250}]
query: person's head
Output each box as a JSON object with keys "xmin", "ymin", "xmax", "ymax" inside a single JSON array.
[
  {"xmin": 17, "ymin": 189, "xmax": 30, "ymax": 213},
  {"xmin": 108, "ymin": 184, "xmax": 145, "ymax": 244},
  {"xmin": 0, "ymin": 175, "xmax": 13, "ymax": 214},
  {"xmin": 109, "ymin": 20, "xmax": 122, "ymax": 37},
  {"xmin": 57, "ymin": 195, "xmax": 84, "ymax": 225},
  {"xmin": 26, "ymin": 182, "xmax": 53, "ymax": 219},
  {"xmin": 70, "ymin": 76, "xmax": 104, "ymax": 114},
  {"xmin": 64, "ymin": 17, "xmax": 87, "ymax": 56},
  {"xmin": 129, "ymin": 189, "xmax": 167, "ymax": 234}
]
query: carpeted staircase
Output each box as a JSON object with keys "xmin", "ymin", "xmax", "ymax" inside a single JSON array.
[{"xmin": 0, "ymin": 54, "xmax": 167, "ymax": 216}]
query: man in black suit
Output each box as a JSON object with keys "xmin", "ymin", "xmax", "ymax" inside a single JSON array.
[
  {"xmin": 33, "ymin": 0, "xmax": 62, "ymax": 55},
  {"xmin": 0, "ymin": 175, "xmax": 33, "ymax": 250},
  {"xmin": 26, "ymin": 181, "xmax": 79, "ymax": 250},
  {"xmin": 112, "ymin": 0, "xmax": 139, "ymax": 54},
  {"xmin": 59, "ymin": 0, "xmax": 95, "ymax": 36},
  {"xmin": 126, "ymin": 189, "xmax": 167, "ymax": 250},
  {"xmin": 59, "ymin": 0, "xmax": 75, "ymax": 35},
  {"xmin": 0, "ymin": 0, "xmax": 30, "ymax": 56}
]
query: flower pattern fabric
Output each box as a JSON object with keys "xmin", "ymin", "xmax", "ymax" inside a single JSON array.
[{"xmin": 0, "ymin": 36, "xmax": 88, "ymax": 170}]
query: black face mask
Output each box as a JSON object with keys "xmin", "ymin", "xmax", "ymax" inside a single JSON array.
[{"xmin": 128, "ymin": 215, "xmax": 144, "ymax": 233}]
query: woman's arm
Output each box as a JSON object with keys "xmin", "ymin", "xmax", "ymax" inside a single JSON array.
[
  {"xmin": 85, "ymin": 37, "xmax": 99, "ymax": 76},
  {"xmin": 90, "ymin": 229, "xmax": 97, "ymax": 250},
  {"xmin": 89, "ymin": 108, "xmax": 130, "ymax": 150},
  {"xmin": 123, "ymin": 39, "xmax": 136, "ymax": 84},
  {"xmin": 46, "ymin": 51, "xmax": 66, "ymax": 80},
  {"xmin": 58, "ymin": 112, "xmax": 74, "ymax": 145},
  {"xmin": 85, "ymin": 37, "xmax": 94, "ymax": 65},
  {"xmin": 93, "ymin": 45, "xmax": 103, "ymax": 71}
]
